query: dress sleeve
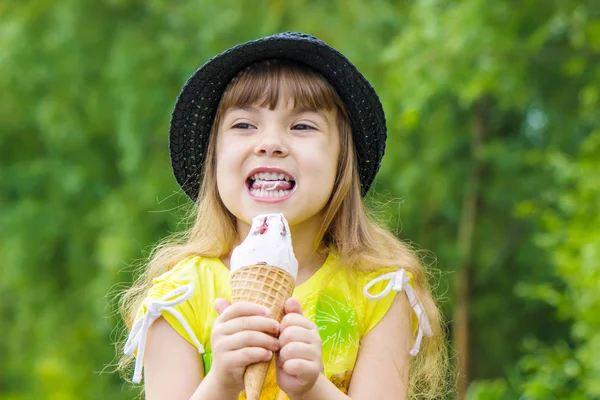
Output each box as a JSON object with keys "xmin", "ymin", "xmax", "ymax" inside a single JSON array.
[
  {"xmin": 361, "ymin": 268, "xmax": 432, "ymax": 356},
  {"xmin": 124, "ymin": 257, "xmax": 205, "ymax": 383},
  {"xmin": 360, "ymin": 268, "xmax": 398, "ymax": 336}
]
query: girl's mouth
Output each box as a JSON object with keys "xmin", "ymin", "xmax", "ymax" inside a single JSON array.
[{"xmin": 245, "ymin": 170, "xmax": 297, "ymax": 201}]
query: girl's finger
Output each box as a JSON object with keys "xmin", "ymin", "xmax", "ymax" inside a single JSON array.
[
  {"xmin": 281, "ymin": 358, "xmax": 320, "ymax": 379},
  {"xmin": 279, "ymin": 325, "xmax": 321, "ymax": 347},
  {"xmin": 224, "ymin": 347, "xmax": 274, "ymax": 368},
  {"xmin": 215, "ymin": 301, "xmax": 270, "ymax": 323},
  {"xmin": 221, "ymin": 330, "xmax": 280, "ymax": 352},
  {"xmin": 214, "ymin": 298, "xmax": 231, "ymax": 315},
  {"xmin": 280, "ymin": 313, "xmax": 318, "ymax": 333},
  {"xmin": 220, "ymin": 315, "xmax": 279, "ymax": 336},
  {"xmin": 278, "ymin": 342, "xmax": 320, "ymax": 364},
  {"xmin": 284, "ymin": 298, "xmax": 303, "ymax": 315}
]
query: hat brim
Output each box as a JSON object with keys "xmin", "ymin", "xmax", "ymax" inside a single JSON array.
[{"xmin": 169, "ymin": 32, "xmax": 386, "ymax": 201}]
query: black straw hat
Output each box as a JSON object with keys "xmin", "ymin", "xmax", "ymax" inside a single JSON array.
[{"xmin": 169, "ymin": 32, "xmax": 387, "ymax": 201}]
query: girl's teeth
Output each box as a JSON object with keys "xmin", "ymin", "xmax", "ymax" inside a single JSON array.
[
  {"xmin": 250, "ymin": 188, "xmax": 292, "ymax": 198},
  {"xmin": 251, "ymin": 172, "xmax": 292, "ymax": 181}
]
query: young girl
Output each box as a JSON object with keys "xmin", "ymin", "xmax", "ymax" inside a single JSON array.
[{"xmin": 120, "ymin": 32, "xmax": 449, "ymax": 400}]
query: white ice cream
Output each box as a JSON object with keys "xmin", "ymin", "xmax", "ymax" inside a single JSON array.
[{"xmin": 230, "ymin": 213, "xmax": 298, "ymax": 280}]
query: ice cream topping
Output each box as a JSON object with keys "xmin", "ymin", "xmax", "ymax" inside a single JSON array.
[{"xmin": 230, "ymin": 213, "xmax": 298, "ymax": 280}]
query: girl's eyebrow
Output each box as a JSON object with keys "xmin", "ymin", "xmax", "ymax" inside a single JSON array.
[
  {"xmin": 226, "ymin": 106, "xmax": 258, "ymax": 114},
  {"xmin": 227, "ymin": 106, "xmax": 331, "ymax": 124},
  {"xmin": 292, "ymin": 108, "xmax": 332, "ymax": 125},
  {"xmin": 294, "ymin": 107, "xmax": 326, "ymax": 116}
]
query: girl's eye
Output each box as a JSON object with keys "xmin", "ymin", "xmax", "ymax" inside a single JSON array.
[
  {"xmin": 232, "ymin": 123, "xmax": 254, "ymax": 129},
  {"xmin": 292, "ymin": 124, "xmax": 315, "ymax": 130}
]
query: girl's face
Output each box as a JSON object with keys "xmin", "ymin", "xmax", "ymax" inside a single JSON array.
[{"xmin": 215, "ymin": 96, "xmax": 340, "ymax": 229}]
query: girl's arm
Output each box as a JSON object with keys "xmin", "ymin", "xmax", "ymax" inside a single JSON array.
[
  {"xmin": 143, "ymin": 318, "xmax": 239, "ymax": 400},
  {"xmin": 287, "ymin": 294, "xmax": 412, "ymax": 400},
  {"xmin": 347, "ymin": 293, "xmax": 412, "ymax": 398},
  {"xmin": 143, "ymin": 301, "xmax": 279, "ymax": 400}
]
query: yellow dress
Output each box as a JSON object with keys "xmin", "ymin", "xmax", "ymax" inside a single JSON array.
[{"xmin": 126, "ymin": 252, "xmax": 428, "ymax": 399}]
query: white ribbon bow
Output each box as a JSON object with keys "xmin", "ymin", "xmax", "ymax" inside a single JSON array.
[
  {"xmin": 124, "ymin": 284, "xmax": 204, "ymax": 383},
  {"xmin": 363, "ymin": 269, "xmax": 432, "ymax": 356}
]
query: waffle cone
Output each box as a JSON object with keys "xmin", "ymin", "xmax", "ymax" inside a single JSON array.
[{"xmin": 231, "ymin": 264, "xmax": 295, "ymax": 400}]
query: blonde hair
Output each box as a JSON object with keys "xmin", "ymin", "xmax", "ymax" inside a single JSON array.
[{"xmin": 119, "ymin": 59, "xmax": 452, "ymax": 398}]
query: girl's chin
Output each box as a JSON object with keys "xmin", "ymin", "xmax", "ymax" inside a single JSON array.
[
  {"xmin": 241, "ymin": 200, "xmax": 294, "ymax": 219},
  {"xmin": 237, "ymin": 208, "xmax": 294, "ymax": 228}
]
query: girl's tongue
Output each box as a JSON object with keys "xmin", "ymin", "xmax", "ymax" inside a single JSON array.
[{"xmin": 251, "ymin": 180, "xmax": 294, "ymax": 191}]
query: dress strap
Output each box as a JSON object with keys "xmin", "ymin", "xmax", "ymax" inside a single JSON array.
[
  {"xmin": 123, "ymin": 284, "xmax": 204, "ymax": 383},
  {"xmin": 363, "ymin": 269, "xmax": 432, "ymax": 356}
]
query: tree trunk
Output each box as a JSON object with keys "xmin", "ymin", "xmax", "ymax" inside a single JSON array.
[{"xmin": 454, "ymin": 98, "xmax": 488, "ymax": 399}]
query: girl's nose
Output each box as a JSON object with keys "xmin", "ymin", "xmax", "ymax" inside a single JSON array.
[{"xmin": 254, "ymin": 131, "xmax": 288, "ymax": 157}]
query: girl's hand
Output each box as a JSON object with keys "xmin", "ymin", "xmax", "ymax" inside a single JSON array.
[
  {"xmin": 275, "ymin": 298, "xmax": 323, "ymax": 398},
  {"xmin": 208, "ymin": 299, "xmax": 281, "ymax": 394}
]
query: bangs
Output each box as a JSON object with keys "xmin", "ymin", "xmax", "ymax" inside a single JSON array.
[{"xmin": 218, "ymin": 59, "xmax": 346, "ymax": 114}]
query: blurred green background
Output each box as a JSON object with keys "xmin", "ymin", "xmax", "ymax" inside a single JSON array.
[{"xmin": 1, "ymin": 0, "xmax": 599, "ymax": 399}]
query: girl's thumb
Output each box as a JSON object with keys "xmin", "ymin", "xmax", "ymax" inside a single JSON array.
[
  {"xmin": 214, "ymin": 298, "xmax": 231, "ymax": 315},
  {"xmin": 284, "ymin": 298, "xmax": 303, "ymax": 315}
]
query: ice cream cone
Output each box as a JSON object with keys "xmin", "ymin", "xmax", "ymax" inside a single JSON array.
[
  {"xmin": 231, "ymin": 264, "xmax": 295, "ymax": 400},
  {"xmin": 230, "ymin": 213, "xmax": 298, "ymax": 400}
]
